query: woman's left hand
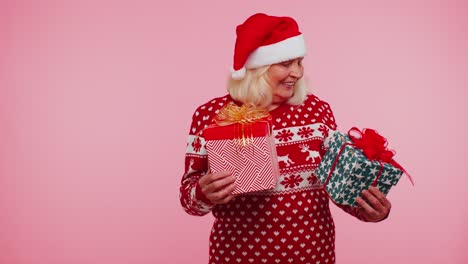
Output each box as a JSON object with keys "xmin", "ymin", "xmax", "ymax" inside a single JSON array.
[{"xmin": 355, "ymin": 186, "xmax": 392, "ymax": 222}]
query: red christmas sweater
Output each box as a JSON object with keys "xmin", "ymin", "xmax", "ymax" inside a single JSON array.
[{"xmin": 180, "ymin": 94, "xmax": 369, "ymax": 264}]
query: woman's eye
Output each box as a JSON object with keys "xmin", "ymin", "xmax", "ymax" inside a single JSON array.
[{"xmin": 282, "ymin": 61, "xmax": 292, "ymax": 66}]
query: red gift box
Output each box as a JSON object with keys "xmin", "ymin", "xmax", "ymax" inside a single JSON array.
[{"xmin": 203, "ymin": 119, "xmax": 280, "ymax": 194}]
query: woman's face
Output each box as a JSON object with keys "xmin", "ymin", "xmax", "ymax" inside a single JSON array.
[{"xmin": 266, "ymin": 57, "xmax": 304, "ymax": 105}]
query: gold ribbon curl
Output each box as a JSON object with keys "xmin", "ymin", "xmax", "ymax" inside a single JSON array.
[
  {"xmin": 213, "ymin": 102, "xmax": 270, "ymax": 146},
  {"xmin": 214, "ymin": 102, "xmax": 270, "ymax": 125}
]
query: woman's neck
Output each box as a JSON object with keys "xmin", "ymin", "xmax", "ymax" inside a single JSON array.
[{"xmin": 267, "ymin": 104, "xmax": 281, "ymax": 111}]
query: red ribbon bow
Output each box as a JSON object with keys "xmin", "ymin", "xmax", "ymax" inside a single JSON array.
[
  {"xmin": 348, "ymin": 127, "xmax": 414, "ymax": 186},
  {"xmin": 348, "ymin": 127, "xmax": 395, "ymax": 162}
]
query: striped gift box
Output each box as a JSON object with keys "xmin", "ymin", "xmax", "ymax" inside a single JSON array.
[{"xmin": 203, "ymin": 120, "xmax": 280, "ymax": 195}]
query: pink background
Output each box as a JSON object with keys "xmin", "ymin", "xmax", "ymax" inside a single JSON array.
[{"xmin": 1, "ymin": 0, "xmax": 467, "ymax": 263}]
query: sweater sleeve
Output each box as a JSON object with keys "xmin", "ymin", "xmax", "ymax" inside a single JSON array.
[
  {"xmin": 179, "ymin": 108, "xmax": 215, "ymax": 216},
  {"xmin": 319, "ymin": 100, "xmax": 371, "ymax": 222}
]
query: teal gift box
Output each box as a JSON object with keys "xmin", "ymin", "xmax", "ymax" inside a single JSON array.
[{"xmin": 316, "ymin": 129, "xmax": 405, "ymax": 207}]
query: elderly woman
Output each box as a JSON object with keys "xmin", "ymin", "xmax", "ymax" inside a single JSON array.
[{"xmin": 180, "ymin": 13, "xmax": 391, "ymax": 264}]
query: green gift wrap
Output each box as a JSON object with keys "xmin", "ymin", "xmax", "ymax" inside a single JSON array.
[{"xmin": 316, "ymin": 129, "xmax": 406, "ymax": 207}]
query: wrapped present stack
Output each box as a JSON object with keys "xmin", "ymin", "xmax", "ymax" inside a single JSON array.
[
  {"xmin": 316, "ymin": 127, "xmax": 411, "ymax": 207},
  {"xmin": 203, "ymin": 102, "xmax": 280, "ymax": 195}
]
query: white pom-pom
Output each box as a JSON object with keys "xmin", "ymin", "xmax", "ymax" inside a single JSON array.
[{"xmin": 231, "ymin": 67, "xmax": 246, "ymax": 80}]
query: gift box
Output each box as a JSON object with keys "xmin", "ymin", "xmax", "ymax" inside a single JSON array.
[
  {"xmin": 203, "ymin": 104, "xmax": 280, "ymax": 195},
  {"xmin": 316, "ymin": 128, "xmax": 409, "ymax": 206}
]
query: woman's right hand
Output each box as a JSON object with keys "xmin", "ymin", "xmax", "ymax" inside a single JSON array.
[{"xmin": 198, "ymin": 171, "xmax": 237, "ymax": 204}]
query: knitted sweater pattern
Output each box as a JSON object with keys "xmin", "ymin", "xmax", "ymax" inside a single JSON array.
[{"xmin": 180, "ymin": 94, "xmax": 366, "ymax": 264}]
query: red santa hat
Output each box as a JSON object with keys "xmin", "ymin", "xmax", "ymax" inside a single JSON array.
[{"xmin": 231, "ymin": 13, "xmax": 306, "ymax": 80}]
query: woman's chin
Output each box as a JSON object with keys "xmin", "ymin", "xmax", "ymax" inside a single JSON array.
[{"xmin": 273, "ymin": 93, "xmax": 293, "ymax": 104}]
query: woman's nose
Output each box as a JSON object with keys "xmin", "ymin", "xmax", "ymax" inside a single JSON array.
[{"xmin": 290, "ymin": 62, "xmax": 303, "ymax": 78}]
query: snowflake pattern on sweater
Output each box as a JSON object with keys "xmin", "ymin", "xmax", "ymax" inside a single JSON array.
[{"xmin": 180, "ymin": 94, "xmax": 368, "ymax": 264}]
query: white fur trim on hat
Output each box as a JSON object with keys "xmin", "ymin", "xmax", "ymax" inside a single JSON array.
[
  {"xmin": 230, "ymin": 66, "xmax": 246, "ymax": 80},
  {"xmin": 245, "ymin": 34, "xmax": 306, "ymax": 69}
]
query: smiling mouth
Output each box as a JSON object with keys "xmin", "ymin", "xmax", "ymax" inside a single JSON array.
[{"xmin": 282, "ymin": 82, "xmax": 296, "ymax": 88}]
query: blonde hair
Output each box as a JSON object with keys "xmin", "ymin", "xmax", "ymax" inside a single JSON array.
[{"xmin": 227, "ymin": 66, "xmax": 308, "ymax": 109}]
